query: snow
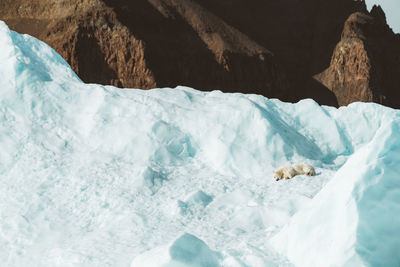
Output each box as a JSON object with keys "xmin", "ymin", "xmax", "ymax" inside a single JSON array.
[
  {"xmin": 0, "ymin": 20, "xmax": 399, "ymax": 266},
  {"xmin": 271, "ymin": 118, "xmax": 400, "ymax": 267},
  {"xmin": 131, "ymin": 233, "xmax": 221, "ymax": 267}
]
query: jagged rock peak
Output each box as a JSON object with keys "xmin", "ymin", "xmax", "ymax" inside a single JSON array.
[
  {"xmin": 2, "ymin": 0, "xmax": 398, "ymax": 107},
  {"xmin": 370, "ymin": 4, "xmax": 387, "ymax": 24},
  {"xmin": 314, "ymin": 8, "xmax": 400, "ymax": 108}
]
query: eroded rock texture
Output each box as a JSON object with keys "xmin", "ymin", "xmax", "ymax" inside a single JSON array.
[
  {"xmin": 315, "ymin": 6, "xmax": 400, "ymax": 107},
  {"xmin": 0, "ymin": 0, "xmax": 289, "ymax": 99},
  {"xmin": 1, "ymin": 0, "xmax": 399, "ymax": 107}
]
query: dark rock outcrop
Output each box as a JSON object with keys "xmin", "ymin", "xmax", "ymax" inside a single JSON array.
[
  {"xmin": 314, "ymin": 6, "xmax": 400, "ymax": 107},
  {"xmin": 0, "ymin": 0, "xmax": 289, "ymax": 100},
  {"xmin": 1, "ymin": 0, "xmax": 399, "ymax": 107},
  {"xmin": 191, "ymin": 0, "xmax": 368, "ymax": 105},
  {"xmin": 0, "ymin": 0, "xmax": 156, "ymax": 89}
]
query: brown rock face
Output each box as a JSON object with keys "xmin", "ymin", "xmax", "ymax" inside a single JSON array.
[
  {"xmin": 314, "ymin": 6, "xmax": 400, "ymax": 107},
  {"xmin": 1, "ymin": 0, "xmax": 398, "ymax": 107},
  {"xmin": 0, "ymin": 0, "xmax": 289, "ymax": 99},
  {"xmin": 189, "ymin": 0, "xmax": 367, "ymax": 105},
  {"xmin": 0, "ymin": 0, "xmax": 156, "ymax": 88}
]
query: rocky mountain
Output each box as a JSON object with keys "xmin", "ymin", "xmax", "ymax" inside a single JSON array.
[
  {"xmin": 0, "ymin": 0, "xmax": 399, "ymax": 107},
  {"xmin": 0, "ymin": 0, "xmax": 288, "ymax": 100},
  {"xmin": 315, "ymin": 5, "xmax": 400, "ymax": 107}
]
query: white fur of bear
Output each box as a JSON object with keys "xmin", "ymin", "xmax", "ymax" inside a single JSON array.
[{"xmin": 273, "ymin": 164, "xmax": 316, "ymax": 181}]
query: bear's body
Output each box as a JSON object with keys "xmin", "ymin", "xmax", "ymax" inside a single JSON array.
[{"xmin": 273, "ymin": 164, "xmax": 315, "ymax": 181}]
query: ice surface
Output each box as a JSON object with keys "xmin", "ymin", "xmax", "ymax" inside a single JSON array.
[
  {"xmin": 271, "ymin": 118, "xmax": 400, "ymax": 267},
  {"xmin": 0, "ymin": 20, "xmax": 399, "ymax": 266},
  {"xmin": 131, "ymin": 233, "xmax": 221, "ymax": 267}
]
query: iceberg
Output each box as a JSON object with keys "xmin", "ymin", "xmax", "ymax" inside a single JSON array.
[
  {"xmin": 270, "ymin": 118, "xmax": 400, "ymax": 267},
  {"xmin": 0, "ymin": 20, "xmax": 399, "ymax": 266}
]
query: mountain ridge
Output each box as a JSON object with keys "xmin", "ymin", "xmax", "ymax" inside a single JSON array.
[{"xmin": 1, "ymin": 0, "xmax": 399, "ymax": 107}]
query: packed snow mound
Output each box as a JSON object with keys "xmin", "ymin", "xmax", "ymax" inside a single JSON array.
[
  {"xmin": 131, "ymin": 233, "xmax": 221, "ymax": 267},
  {"xmin": 271, "ymin": 118, "xmax": 400, "ymax": 267},
  {"xmin": 0, "ymin": 20, "xmax": 399, "ymax": 267}
]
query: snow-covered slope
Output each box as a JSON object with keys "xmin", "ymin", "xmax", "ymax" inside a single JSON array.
[
  {"xmin": 271, "ymin": 117, "xmax": 400, "ymax": 266},
  {"xmin": 0, "ymin": 21, "xmax": 399, "ymax": 266}
]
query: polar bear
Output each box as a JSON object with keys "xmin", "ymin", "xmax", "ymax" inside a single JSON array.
[{"xmin": 273, "ymin": 164, "xmax": 315, "ymax": 181}]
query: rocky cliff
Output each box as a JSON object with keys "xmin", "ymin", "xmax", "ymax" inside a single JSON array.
[
  {"xmin": 0, "ymin": 0, "xmax": 288, "ymax": 99},
  {"xmin": 190, "ymin": 0, "xmax": 367, "ymax": 105},
  {"xmin": 0, "ymin": 0, "xmax": 156, "ymax": 89},
  {"xmin": 314, "ymin": 5, "xmax": 400, "ymax": 108},
  {"xmin": 1, "ymin": 0, "xmax": 399, "ymax": 107}
]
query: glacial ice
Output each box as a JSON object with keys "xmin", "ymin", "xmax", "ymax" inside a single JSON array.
[
  {"xmin": 271, "ymin": 118, "xmax": 400, "ymax": 267},
  {"xmin": 131, "ymin": 233, "xmax": 221, "ymax": 267},
  {"xmin": 0, "ymin": 20, "xmax": 399, "ymax": 266}
]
